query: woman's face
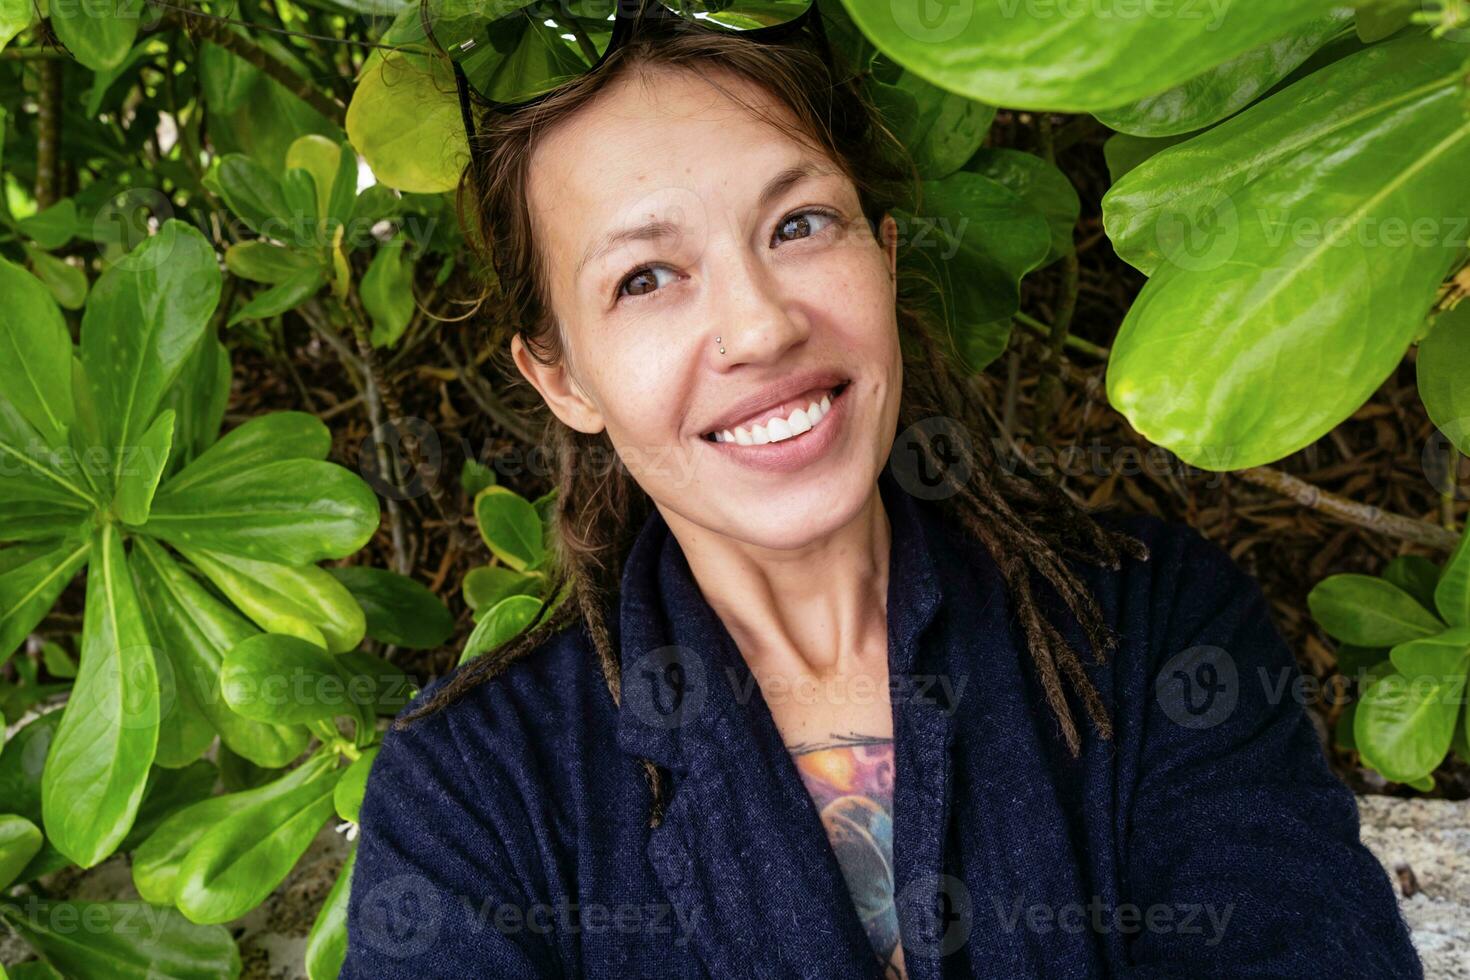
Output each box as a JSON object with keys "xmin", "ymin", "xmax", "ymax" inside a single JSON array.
[{"xmin": 516, "ymin": 65, "xmax": 901, "ymax": 552}]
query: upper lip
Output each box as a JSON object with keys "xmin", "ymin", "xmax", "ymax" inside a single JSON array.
[{"xmin": 698, "ymin": 369, "xmax": 848, "ymax": 437}]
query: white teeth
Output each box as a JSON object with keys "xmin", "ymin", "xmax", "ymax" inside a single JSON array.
[{"xmin": 709, "ymin": 386, "xmax": 841, "ymax": 447}]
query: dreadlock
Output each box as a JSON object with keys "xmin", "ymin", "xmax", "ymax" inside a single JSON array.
[{"xmin": 393, "ymin": 16, "xmax": 1150, "ymax": 830}]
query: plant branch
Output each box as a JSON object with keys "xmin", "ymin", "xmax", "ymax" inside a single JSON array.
[{"xmin": 159, "ymin": 9, "xmax": 347, "ymax": 126}]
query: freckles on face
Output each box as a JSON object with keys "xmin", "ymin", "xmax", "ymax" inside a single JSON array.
[{"xmin": 525, "ymin": 66, "xmax": 900, "ymax": 547}]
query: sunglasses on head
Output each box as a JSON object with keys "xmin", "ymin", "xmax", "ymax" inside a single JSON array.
[{"xmin": 419, "ymin": 0, "xmax": 839, "ymax": 166}]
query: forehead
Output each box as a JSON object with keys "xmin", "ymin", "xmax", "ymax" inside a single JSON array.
[{"xmin": 525, "ymin": 67, "xmax": 834, "ymax": 257}]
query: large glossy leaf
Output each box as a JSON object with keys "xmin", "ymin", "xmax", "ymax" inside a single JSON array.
[
  {"xmin": 895, "ymin": 171, "xmax": 1050, "ymax": 372},
  {"xmin": 1093, "ymin": 10, "xmax": 1353, "ymax": 136},
  {"xmin": 327, "ymin": 566, "xmax": 454, "ymax": 649},
  {"xmin": 226, "ymin": 267, "xmax": 327, "ymax": 327},
  {"xmin": 157, "ymin": 329, "xmax": 232, "ymax": 481},
  {"xmin": 1356, "ymin": 629, "xmax": 1470, "ymax": 782},
  {"xmin": 179, "ymin": 546, "xmax": 367, "ymax": 653},
  {"xmin": 147, "ymin": 457, "xmax": 379, "ymax": 564},
  {"xmin": 114, "ymin": 408, "xmax": 175, "ymax": 525},
  {"xmin": 836, "ymin": 0, "xmax": 1342, "ymax": 111},
  {"xmin": 1103, "ymin": 35, "xmax": 1470, "ymax": 275},
  {"xmin": 119, "ymin": 759, "xmax": 220, "ymax": 852},
  {"xmin": 131, "ymin": 556, "xmax": 219, "ymax": 769},
  {"xmin": 1309, "ymin": 573, "xmax": 1446, "ymax": 646},
  {"xmin": 0, "ymin": 536, "xmax": 91, "ymax": 665},
  {"xmin": 1434, "ymin": 531, "xmax": 1470, "ymax": 628},
  {"xmin": 225, "ymin": 240, "xmax": 321, "ymax": 285},
  {"xmin": 222, "ymin": 633, "xmax": 355, "ymax": 725},
  {"xmin": 871, "ymin": 70, "xmax": 994, "ymax": 180},
  {"xmin": 463, "ymin": 564, "xmax": 544, "ymax": 614},
  {"xmin": 332, "ymin": 746, "xmax": 378, "ymax": 824},
  {"xmin": 49, "ymin": 0, "xmax": 142, "ymax": 70},
  {"xmin": 0, "ymin": 710, "xmax": 62, "ymax": 825},
  {"xmin": 0, "ymin": 256, "xmax": 74, "ymax": 446},
  {"xmin": 80, "ymin": 220, "xmax": 222, "ymax": 491},
  {"xmin": 965, "ymin": 149, "xmax": 1080, "ymax": 266},
  {"xmin": 158, "ymin": 411, "xmax": 332, "ymax": 497},
  {"xmin": 475, "ymin": 486, "xmax": 545, "ymax": 572},
  {"xmin": 208, "ymin": 154, "xmax": 293, "ymax": 238},
  {"xmin": 1102, "ymin": 35, "xmax": 1470, "ymax": 470},
  {"xmin": 175, "ymin": 752, "xmax": 341, "ymax": 924},
  {"xmin": 130, "ymin": 537, "xmax": 310, "ymax": 768},
  {"xmin": 131, "ymin": 753, "xmax": 331, "ymax": 905},
  {"xmin": 41, "ymin": 524, "xmax": 159, "ymax": 867},
  {"xmin": 0, "ymin": 899, "xmax": 241, "ymax": 979},
  {"xmin": 347, "ymin": 50, "xmax": 468, "ymax": 193},
  {"xmin": 305, "ymin": 846, "xmax": 355, "ymax": 980},
  {"xmin": 1417, "ymin": 302, "xmax": 1470, "ymax": 458}
]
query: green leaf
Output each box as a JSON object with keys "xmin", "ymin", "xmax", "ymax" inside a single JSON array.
[
  {"xmin": 286, "ymin": 135, "xmax": 348, "ymax": 229},
  {"xmin": 460, "ymin": 594, "xmax": 544, "ymax": 665},
  {"xmin": 40, "ymin": 639, "xmax": 77, "ymax": 679},
  {"xmin": 1103, "ymin": 35, "xmax": 1470, "ymax": 275},
  {"xmin": 157, "ymin": 329, "xmax": 232, "ymax": 481},
  {"xmin": 326, "ymin": 566, "xmax": 453, "ymax": 649},
  {"xmin": 130, "ymin": 537, "xmax": 310, "ymax": 768},
  {"xmin": 305, "ymin": 847, "xmax": 355, "ymax": 980},
  {"xmin": 119, "ymin": 759, "xmax": 220, "ymax": 852},
  {"xmin": 222, "ymin": 633, "xmax": 356, "ymax": 725},
  {"xmin": 179, "ymin": 546, "xmax": 367, "ymax": 653},
  {"xmin": 894, "ymin": 171, "xmax": 1050, "ymax": 372},
  {"xmin": 1355, "ymin": 0, "xmax": 1417, "ymax": 41},
  {"xmin": 209, "ymin": 154, "xmax": 292, "ymax": 238},
  {"xmin": 0, "ymin": 899, "xmax": 241, "ymax": 979},
  {"xmin": 872, "ymin": 71, "xmax": 994, "ymax": 180},
  {"xmin": 1418, "ymin": 302, "xmax": 1470, "ymax": 458},
  {"xmin": 0, "ymin": 814, "xmax": 42, "ymax": 889},
  {"xmin": 965, "ymin": 149, "xmax": 1080, "ymax": 265},
  {"xmin": 1355, "ymin": 628, "xmax": 1470, "ymax": 782},
  {"xmin": 836, "ymin": 0, "xmax": 1343, "ymax": 111},
  {"xmin": 460, "ymin": 458, "xmax": 496, "ymax": 497},
  {"xmin": 41, "ymin": 524, "xmax": 159, "ymax": 868},
  {"xmin": 463, "ymin": 564, "xmax": 543, "ymax": 614},
  {"xmin": 1308, "ymin": 573, "xmax": 1446, "ymax": 646},
  {"xmin": 361, "ymin": 235, "xmax": 416, "ymax": 347},
  {"xmin": 475, "ymin": 485, "xmax": 545, "ymax": 571},
  {"xmin": 1434, "ymin": 530, "xmax": 1470, "ymax": 627},
  {"xmin": 22, "ymin": 245, "xmax": 88, "ymax": 311},
  {"xmin": 175, "ymin": 752, "xmax": 341, "ymax": 924},
  {"xmin": 1382, "ymin": 553, "xmax": 1445, "ymax": 615},
  {"xmin": 347, "ymin": 51, "xmax": 468, "ymax": 194},
  {"xmin": 130, "ymin": 555, "xmax": 219, "ymax": 769},
  {"xmin": 0, "ymin": 710, "xmax": 61, "ymax": 825},
  {"xmin": 17, "ymin": 199, "xmax": 79, "ymax": 250},
  {"xmin": 48, "ymin": 0, "xmax": 142, "ymax": 70},
  {"xmin": 333, "ymin": 746, "xmax": 378, "ymax": 824},
  {"xmin": 147, "ymin": 457, "xmax": 380, "ymax": 565},
  {"xmin": 336, "ymin": 650, "xmax": 418, "ymax": 717},
  {"xmin": 225, "ymin": 266, "xmax": 327, "ymax": 327},
  {"xmin": 1101, "ymin": 35, "xmax": 1470, "ymax": 470},
  {"xmin": 1102, "ymin": 131, "xmax": 1195, "ymax": 184},
  {"xmin": 0, "ymin": 536, "xmax": 91, "ymax": 665},
  {"xmin": 81, "ymin": 220, "xmax": 222, "ymax": 491},
  {"xmin": 0, "ymin": 256, "xmax": 74, "ymax": 446},
  {"xmin": 225, "ymin": 240, "xmax": 320, "ymax": 285},
  {"xmin": 114, "ymin": 408, "xmax": 174, "ymax": 525},
  {"xmin": 1, "ymin": 0, "xmax": 36, "ymax": 50},
  {"xmin": 0, "ymin": 400, "xmax": 96, "ymax": 527},
  {"xmin": 158, "ymin": 411, "xmax": 332, "ymax": 497},
  {"xmin": 1093, "ymin": 10, "xmax": 1353, "ymax": 136},
  {"xmin": 281, "ymin": 167, "xmax": 321, "ymax": 249},
  {"xmin": 200, "ymin": 39, "xmax": 261, "ymax": 114}
]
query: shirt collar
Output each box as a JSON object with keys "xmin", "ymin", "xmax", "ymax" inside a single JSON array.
[{"xmin": 614, "ymin": 466, "xmax": 946, "ymax": 769}]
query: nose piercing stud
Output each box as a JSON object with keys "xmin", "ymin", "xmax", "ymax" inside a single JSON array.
[{"xmin": 716, "ymin": 335, "xmax": 725, "ymax": 355}]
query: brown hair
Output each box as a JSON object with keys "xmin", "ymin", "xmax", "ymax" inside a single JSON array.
[{"xmin": 396, "ymin": 14, "xmax": 1150, "ymax": 826}]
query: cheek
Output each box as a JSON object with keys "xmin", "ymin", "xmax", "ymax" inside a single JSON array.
[{"xmin": 582, "ymin": 340, "xmax": 693, "ymax": 451}]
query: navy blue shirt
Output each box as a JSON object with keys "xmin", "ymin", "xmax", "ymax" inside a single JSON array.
[{"xmin": 341, "ymin": 471, "xmax": 1422, "ymax": 979}]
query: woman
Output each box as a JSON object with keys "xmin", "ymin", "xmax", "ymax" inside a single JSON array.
[{"xmin": 341, "ymin": 4, "xmax": 1422, "ymax": 978}]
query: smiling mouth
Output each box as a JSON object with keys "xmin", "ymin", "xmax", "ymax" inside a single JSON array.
[{"xmin": 701, "ymin": 381, "xmax": 850, "ymax": 446}]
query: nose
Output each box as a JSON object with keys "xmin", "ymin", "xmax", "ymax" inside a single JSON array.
[{"xmin": 704, "ymin": 240, "xmax": 810, "ymax": 369}]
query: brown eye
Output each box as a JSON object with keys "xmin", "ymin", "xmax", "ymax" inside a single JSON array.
[
  {"xmin": 774, "ymin": 209, "xmax": 837, "ymax": 245},
  {"xmin": 616, "ymin": 265, "xmax": 675, "ymax": 303}
]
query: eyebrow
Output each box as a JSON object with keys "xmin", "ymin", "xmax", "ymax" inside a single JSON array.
[{"xmin": 574, "ymin": 160, "xmax": 839, "ymax": 282}]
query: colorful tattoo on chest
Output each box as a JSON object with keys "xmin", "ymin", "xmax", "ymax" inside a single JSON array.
[{"xmin": 789, "ymin": 733, "xmax": 906, "ymax": 979}]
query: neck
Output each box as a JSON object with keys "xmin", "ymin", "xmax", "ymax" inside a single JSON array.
[{"xmin": 658, "ymin": 484, "xmax": 891, "ymax": 682}]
